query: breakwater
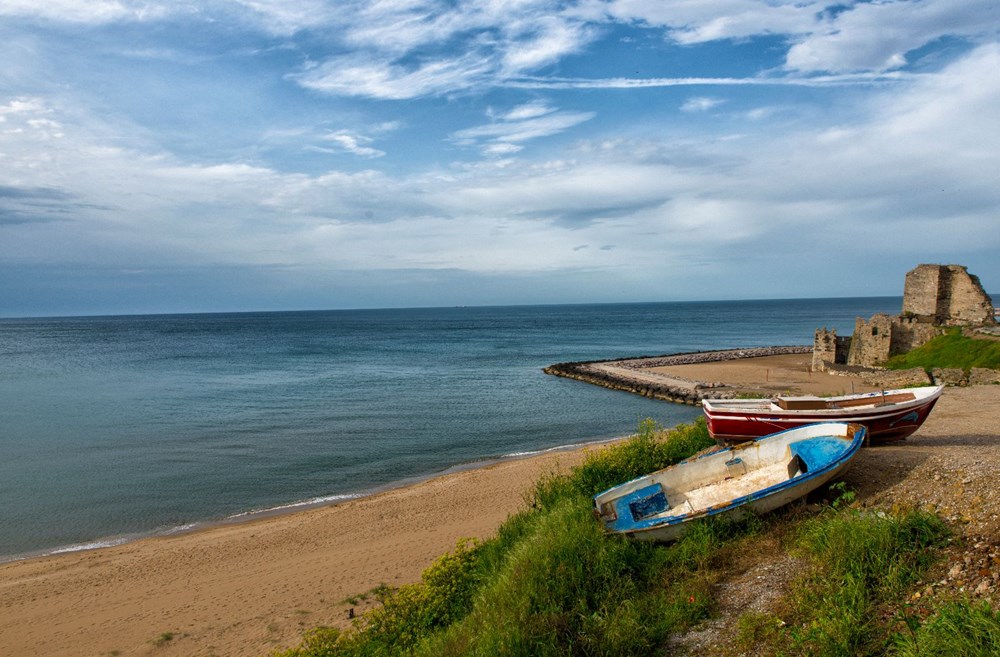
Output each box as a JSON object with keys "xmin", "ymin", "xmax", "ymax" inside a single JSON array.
[{"xmin": 543, "ymin": 346, "xmax": 812, "ymax": 405}]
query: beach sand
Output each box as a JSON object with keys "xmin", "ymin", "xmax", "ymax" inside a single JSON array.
[
  {"xmin": 2, "ymin": 356, "xmax": 997, "ymax": 657},
  {"xmin": 0, "ymin": 450, "xmax": 591, "ymax": 657}
]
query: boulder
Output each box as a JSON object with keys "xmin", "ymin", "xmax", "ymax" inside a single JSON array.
[
  {"xmin": 860, "ymin": 367, "xmax": 932, "ymax": 388},
  {"xmin": 932, "ymin": 368, "xmax": 968, "ymax": 386}
]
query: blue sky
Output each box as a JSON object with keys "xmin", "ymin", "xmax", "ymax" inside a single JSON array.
[{"xmin": 1, "ymin": 0, "xmax": 998, "ymax": 316}]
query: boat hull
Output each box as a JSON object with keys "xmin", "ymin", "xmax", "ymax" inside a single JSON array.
[
  {"xmin": 593, "ymin": 422, "xmax": 866, "ymax": 542},
  {"xmin": 702, "ymin": 386, "xmax": 942, "ymax": 444},
  {"xmin": 626, "ymin": 457, "xmax": 853, "ymax": 542}
]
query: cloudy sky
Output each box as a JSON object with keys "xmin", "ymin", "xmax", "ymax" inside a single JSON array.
[{"xmin": 1, "ymin": 0, "xmax": 998, "ymax": 316}]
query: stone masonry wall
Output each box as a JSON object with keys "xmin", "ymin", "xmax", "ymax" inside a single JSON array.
[
  {"xmin": 812, "ymin": 328, "xmax": 851, "ymax": 372},
  {"xmin": 902, "ymin": 264, "xmax": 942, "ymax": 318},
  {"xmin": 819, "ymin": 264, "xmax": 996, "ymax": 369},
  {"xmin": 943, "ymin": 266, "xmax": 996, "ymax": 325},
  {"xmin": 903, "ymin": 264, "xmax": 995, "ymax": 326},
  {"xmin": 847, "ymin": 313, "xmax": 894, "ymax": 367},
  {"xmin": 889, "ymin": 316, "xmax": 941, "ymax": 354},
  {"xmin": 812, "ymin": 328, "xmax": 837, "ymax": 372}
]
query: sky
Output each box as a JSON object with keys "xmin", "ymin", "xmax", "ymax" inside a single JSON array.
[{"xmin": 1, "ymin": 0, "xmax": 998, "ymax": 317}]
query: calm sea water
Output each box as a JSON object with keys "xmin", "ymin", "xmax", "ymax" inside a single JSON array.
[{"xmin": 0, "ymin": 298, "xmax": 900, "ymax": 560}]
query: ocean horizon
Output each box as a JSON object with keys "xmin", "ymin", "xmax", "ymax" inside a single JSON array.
[{"xmin": 0, "ymin": 296, "xmax": 903, "ymax": 561}]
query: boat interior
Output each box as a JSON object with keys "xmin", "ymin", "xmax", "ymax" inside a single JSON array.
[{"xmin": 599, "ymin": 426, "xmax": 860, "ymax": 531}]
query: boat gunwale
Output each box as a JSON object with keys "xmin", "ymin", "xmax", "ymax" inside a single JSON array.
[
  {"xmin": 595, "ymin": 422, "xmax": 866, "ymax": 537},
  {"xmin": 701, "ymin": 385, "xmax": 943, "ymax": 418}
]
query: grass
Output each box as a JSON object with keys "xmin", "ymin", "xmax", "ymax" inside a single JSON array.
[
  {"xmin": 273, "ymin": 419, "xmax": 1000, "ymax": 657},
  {"xmin": 272, "ymin": 418, "xmax": 730, "ymax": 657},
  {"xmin": 886, "ymin": 329, "xmax": 1000, "ymax": 372},
  {"xmin": 894, "ymin": 600, "xmax": 1000, "ymax": 656},
  {"xmin": 730, "ymin": 491, "xmax": 1000, "ymax": 657}
]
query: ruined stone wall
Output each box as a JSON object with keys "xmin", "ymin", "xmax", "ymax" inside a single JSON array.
[
  {"xmin": 903, "ymin": 264, "xmax": 995, "ymax": 326},
  {"xmin": 812, "ymin": 328, "xmax": 852, "ymax": 372},
  {"xmin": 847, "ymin": 313, "xmax": 894, "ymax": 366},
  {"xmin": 816, "ymin": 264, "xmax": 994, "ymax": 369},
  {"xmin": 812, "ymin": 328, "xmax": 837, "ymax": 372},
  {"xmin": 889, "ymin": 317, "xmax": 941, "ymax": 354},
  {"xmin": 903, "ymin": 265, "xmax": 943, "ymax": 318},
  {"xmin": 942, "ymin": 266, "xmax": 996, "ymax": 325}
]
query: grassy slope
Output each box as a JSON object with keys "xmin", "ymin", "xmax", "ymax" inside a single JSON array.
[
  {"xmin": 274, "ymin": 419, "xmax": 1000, "ymax": 657},
  {"xmin": 886, "ymin": 329, "xmax": 1000, "ymax": 371}
]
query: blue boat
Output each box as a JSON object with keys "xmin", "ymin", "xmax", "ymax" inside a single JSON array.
[{"xmin": 593, "ymin": 422, "xmax": 866, "ymax": 542}]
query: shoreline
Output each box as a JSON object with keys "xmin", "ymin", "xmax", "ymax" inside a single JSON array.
[
  {"xmin": 0, "ymin": 441, "xmax": 608, "ymax": 657},
  {"xmin": 0, "ymin": 435, "xmax": 625, "ymax": 567}
]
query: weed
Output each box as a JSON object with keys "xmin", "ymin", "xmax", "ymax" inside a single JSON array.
[{"xmin": 828, "ymin": 481, "xmax": 856, "ymax": 510}]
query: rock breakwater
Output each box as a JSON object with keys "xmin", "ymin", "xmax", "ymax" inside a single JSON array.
[{"xmin": 543, "ymin": 346, "xmax": 811, "ymax": 405}]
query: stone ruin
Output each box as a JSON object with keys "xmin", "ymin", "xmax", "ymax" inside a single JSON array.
[{"xmin": 812, "ymin": 264, "xmax": 995, "ymax": 372}]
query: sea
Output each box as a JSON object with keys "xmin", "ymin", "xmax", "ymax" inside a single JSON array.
[{"xmin": 0, "ymin": 297, "xmax": 901, "ymax": 561}]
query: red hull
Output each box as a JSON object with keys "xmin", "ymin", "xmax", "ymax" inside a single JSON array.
[{"xmin": 703, "ymin": 388, "xmax": 942, "ymax": 444}]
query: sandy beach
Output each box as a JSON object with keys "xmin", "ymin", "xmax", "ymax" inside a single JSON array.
[
  {"xmin": 2, "ymin": 355, "xmax": 998, "ymax": 657},
  {"xmin": 0, "ymin": 448, "xmax": 595, "ymax": 657}
]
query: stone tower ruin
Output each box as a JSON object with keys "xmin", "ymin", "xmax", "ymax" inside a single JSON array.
[
  {"xmin": 902, "ymin": 264, "xmax": 995, "ymax": 326},
  {"xmin": 812, "ymin": 264, "xmax": 995, "ymax": 371}
]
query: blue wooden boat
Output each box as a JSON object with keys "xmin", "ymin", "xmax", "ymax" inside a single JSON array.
[{"xmin": 593, "ymin": 422, "xmax": 866, "ymax": 542}]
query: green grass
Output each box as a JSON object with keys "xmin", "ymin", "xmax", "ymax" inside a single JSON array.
[
  {"xmin": 734, "ymin": 506, "xmax": 953, "ymax": 657},
  {"xmin": 893, "ymin": 600, "xmax": 1000, "ymax": 656},
  {"xmin": 885, "ymin": 329, "xmax": 1000, "ymax": 371},
  {"xmin": 274, "ymin": 420, "xmax": 998, "ymax": 657},
  {"xmin": 272, "ymin": 418, "xmax": 730, "ymax": 657}
]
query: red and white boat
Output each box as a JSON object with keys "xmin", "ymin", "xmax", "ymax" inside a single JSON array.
[{"xmin": 702, "ymin": 385, "xmax": 943, "ymax": 444}]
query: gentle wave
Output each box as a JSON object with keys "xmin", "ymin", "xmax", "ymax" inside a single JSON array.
[
  {"xmin": 49, "ymin": 537, "xmax": 133, "ymax": 555},
  {"xmin": 502, "ymin": 436, "xmax": 623, "ymax": 459},
  {"xmin": 226, "ymin": 493, "xmax": 363, "ymax": 519}
]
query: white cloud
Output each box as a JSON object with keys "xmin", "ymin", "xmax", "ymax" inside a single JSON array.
[
  {"xmin": 482, "ymin": 143, "xmax": 524, "ymax": 155},
  {"xmin": 606, "ymin": 0, "xmax": 999, "ymax": 75},
  {"xmin": 680, "ymin": 96, "xmax": 724, "ymax": 112},
  {"xmin": 287, "ymin": 1, "xmax": 599, "ymax": 99},
  {"xmin": 2, "ymin": 35, "xmax": 998, "ymax": 303},
  {"xmin": 294, "ymin": 53, "xmax": 495, "ymax": 99},
  {"xmin": 0, "ymin": 0, "xmax": 169, "ymax": 23},
  {"xmin": 604, "ymin": 0, "xmax": 820, "ymax": 43},
  {"xmin": 451, "ymin": 106, "xmax": 595, "ymax": 154},
  {"xmin": 10, "ymin": 0, "xmax": 995, "ymax": 102},
  {"xmin": 500, "ymin": 101, "xmax": 555, "ymax": 121},
  {"xmin": 786, "ymin": 0, "xmax": 998, "ymax": 73},
  {"xmin": 507, "ymin": 71, "xmax": 914, "ymax": 90},
  {"xmin": 320, "ymin": 131, "xmax": 385, "ymax": 158},
  {"xmin": 500, "ymin": 15, "xmax": 595, "ymax": 73}
]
